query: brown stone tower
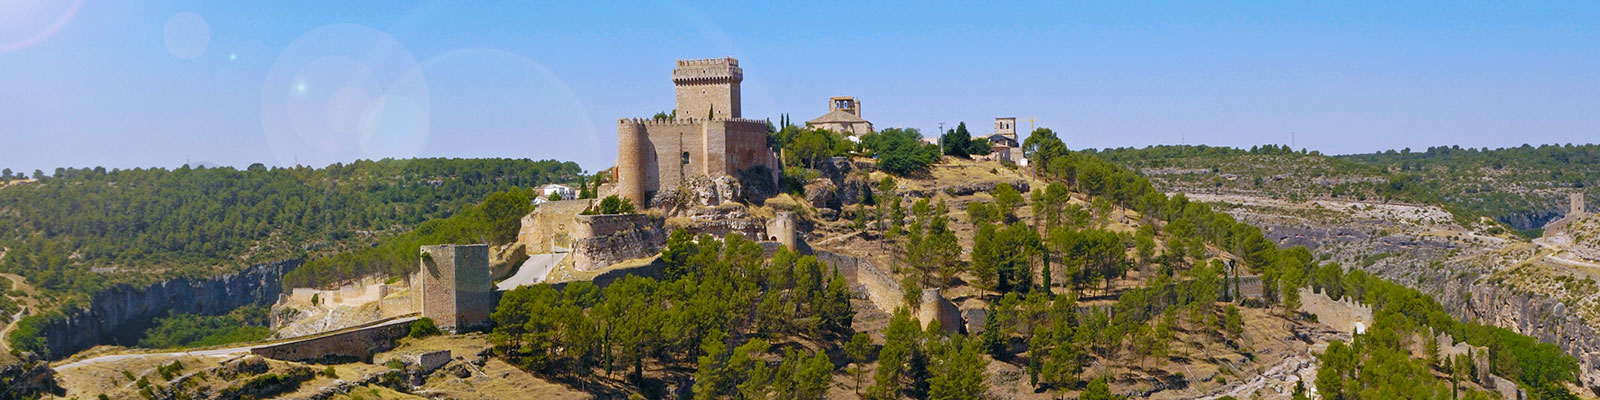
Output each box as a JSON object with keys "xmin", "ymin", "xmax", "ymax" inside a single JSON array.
[
  {"xmin": 1574, "ymin": 192, "xmax": 1587, "ymax": 216},
  {"xmin": 419, "ymin": 244, "xmax": 491, "ymax": 333},
  {"xmin": 673, "ymin": 58, "xmax": 742, "ymax": 119},
  {"xmin": 616, "ymin": 120, "xmax": 651, "ymax": 208}
]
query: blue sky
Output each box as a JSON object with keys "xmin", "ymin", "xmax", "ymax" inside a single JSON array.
[{"xmin": 3, "ymin": 1, "xmax": 1598, "ymax": 173}]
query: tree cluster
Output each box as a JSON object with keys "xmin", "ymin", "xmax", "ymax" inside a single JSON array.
[{"xmin": 489, "ymin": 233, "xmax": 853, "ymax": 397}]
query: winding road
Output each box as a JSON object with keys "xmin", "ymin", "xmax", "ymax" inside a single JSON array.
[{"xmin": 496, "ymin": 251, "xmax": 568, "ymax": 291}]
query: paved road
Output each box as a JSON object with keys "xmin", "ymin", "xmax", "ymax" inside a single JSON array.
[{"xmin": 497, "ymin": 251, "xmax": 568, "ymax": 291}]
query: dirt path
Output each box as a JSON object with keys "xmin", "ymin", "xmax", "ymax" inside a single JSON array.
[
  {"xmin": 55, "ymin": 345, "xmax": 256, "ymax": 371},
  {"xmin": 1196, "ymin": 355, "xmax": 1314, "ymax": 400}
]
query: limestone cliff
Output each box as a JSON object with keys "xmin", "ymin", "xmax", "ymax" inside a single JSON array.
[{"xmin": 34, "ymin": 260, "xmax": 297, "ymax": 359}]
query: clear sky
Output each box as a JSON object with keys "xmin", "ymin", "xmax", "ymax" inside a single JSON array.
[{"xmin": 3, "ymin": 1, "xmax": 1598, "ymax": 173}]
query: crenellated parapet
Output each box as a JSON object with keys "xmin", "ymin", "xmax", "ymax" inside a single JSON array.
[{"xmin": 672, "ymin": 57, "xmax": 742, "ymax": 84}]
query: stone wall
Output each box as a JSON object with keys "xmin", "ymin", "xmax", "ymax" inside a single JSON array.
[
  {"xmin": 1236, "ymin": 275, "xmax": 1265, "ymax": 300},
  {"xmin": 1298, "ymin": 288, "xmax": 1373, "ymax": 335},
  {"xmin": 251, "ymin": 317, "xmax": 413, "ymax": 363},
  {"xmin": 420, "ymin": 245, "xmax": 491, "ymax": 333},
  {"xmin": 517, "ymin": 199, "xmax": 592, "ymax": 253},
  {"xmin": 815, "ymin": 251, "xmax": 903, "ymax": 314},
  {"xmin": 571, "ymin": 214, "xmax": 668, "ymax": 271}
]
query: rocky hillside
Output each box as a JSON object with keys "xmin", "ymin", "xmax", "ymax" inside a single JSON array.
[{"xmin": 1100, "ymin": 145, "xmax": 1600, "ymax": 389}]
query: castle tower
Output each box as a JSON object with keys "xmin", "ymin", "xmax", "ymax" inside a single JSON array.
[
  {"xmin": 771, "ymin": 211, "xmax": 798, "ymax": 251},
  {"xmin": 673, "ymin": 57, "xmax": 742, "ymax": 120},
  {"xmin": 995, "ymin": 117, "xmax": 1017, "ymax": 139},
  {"xmin": 617, "ymin": 119, "xmax": 650, "ymax": 208},
  {"xmin": 419, "ymin": 244, "xmax": 491, "ymax": 333},
  {"xmin": 1575, "ymin": 192, "xmax": 1587, "ymax": 215}
]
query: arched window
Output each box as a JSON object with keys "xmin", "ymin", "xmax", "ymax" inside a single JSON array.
[{"xmin": 681, "ymin": 152, "xmax": 690, "ymax": 165}]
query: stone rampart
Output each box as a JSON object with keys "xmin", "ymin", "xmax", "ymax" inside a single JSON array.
[
  {"xmin": 517, "ymin": 199, "xmax": 592, "ymax": 253},
  {"xmin": 251, "ymin": 317, "xmax": 414, "ymax": 363},
  {"xmin": 1299, "ymin": 288, "xmax": 1373, "ymax": 335},
  {"xmin": 815, "ymin": 251, "xmax": 903, "ymax": 314},
  {"xmin": 572, "ymin": 213, "xmax": 667, "ymax": 271}
]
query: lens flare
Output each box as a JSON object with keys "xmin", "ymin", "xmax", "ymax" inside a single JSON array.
[
  {"xmin": 260, "ymin": 24, "xmax": 429, "ymax": 167},
  {"xmin": 0, "ymin": 0, "xmax": 84, "ymax": 53},
  {"xmin": 162, "ymin": 12, "xmax": 209, "ymax": 59}
]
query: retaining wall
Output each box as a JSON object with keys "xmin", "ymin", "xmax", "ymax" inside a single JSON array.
[{"xmin": 251, "ymin": 317, "xmax": 414, "ymax": 363}]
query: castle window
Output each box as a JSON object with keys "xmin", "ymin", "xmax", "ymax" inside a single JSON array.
[{"xmin": 681, "ymin": 152, "xmax": 690, "ymax": 165}]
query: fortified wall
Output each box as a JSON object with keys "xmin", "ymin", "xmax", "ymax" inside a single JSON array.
[
  {"xmin": 815, "ymin": 250, "xmax": 961, "ymax": 334},
  {"xmin": 516, "ymin": 199, "xmax": 594, "ymax": 253},
  {"xmin": 571, "ymin": 213, "xmax": 668, "ymax": 271},
  {"xmin": 250, "ymin": 317, "xmax": 414, "ymax": 363},
  {"xmin": 1298, "ymin": 288, "xmax": 1373, "ymax": 335}
]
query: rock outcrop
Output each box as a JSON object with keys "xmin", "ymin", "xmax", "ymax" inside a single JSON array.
[
  {"xmin": 34, "ymin": 260, "xmax": 298, "ymax": 359},
  {"xmin": 572, "ymin": 214, "xmax": 667, "ymax": 271}
]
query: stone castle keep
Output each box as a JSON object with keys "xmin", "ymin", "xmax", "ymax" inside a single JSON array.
[{"xmin": 616, "ymin": 57, "xmax": 781, "ymax": 208}]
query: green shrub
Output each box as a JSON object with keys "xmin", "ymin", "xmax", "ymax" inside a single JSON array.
[{"xmin": 409, "ymin": 317, "xmax": 442, "ymax": 338}]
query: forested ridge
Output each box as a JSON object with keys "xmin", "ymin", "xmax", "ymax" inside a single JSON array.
[
  {"xmin": 1091, "ymin": 143, "xmax": 1600, "ymax": 236},
  {"xmin": 0, "ymin": 158, "xmax": 583, "ymax": 301}
]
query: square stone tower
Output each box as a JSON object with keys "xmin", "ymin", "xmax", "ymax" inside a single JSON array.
[
  {"xmin": 1575, "ymin": 192, "xmax": 1587, "ymax": 215},
  {"xmin": 419, "ymin": 244, "xmax": 491, "ymax": 333},
  {"xmin": 673, "ymin": 57, "xmax": 742, "ymax": 119},
  {"xmin": 995, "ymin": 117, "xmax": 1017, "ymax": 138}
]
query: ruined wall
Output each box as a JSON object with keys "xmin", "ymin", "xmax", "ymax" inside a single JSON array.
[
  {"xmin": 1236, "ymin": 275, "xmax": 1265, "ymax": 300},
  {"xmin": 815, "ymin": 251, "xmax": 904, "ymax": 315},
  {"xmin": 815, "ymin": 250, "xmax": 961, "ymax": 332},
  {"xmin": 419, "ymin": 244, "xmax": 491, "ymax": 332},
  {"xmin": 516, "ymin": 199, "xmax": 592, "ymax": 253},
  {"xmin": 1298, "ymin": 288, "xmax": 1373, "ymax": 335},
  {"xmin": 571, "ymin": 214, "xmax": 667, "ymax": 271},
  {"xmin": 251, "ymin": 318, "xmax": 412, "ymax": 363}
]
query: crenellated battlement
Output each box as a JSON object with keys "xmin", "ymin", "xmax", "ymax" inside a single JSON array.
[
  {"xmin": 676, "ymin": 57, "xmax": 738, "ymax": 66},
  {"xmin": 617, "ymin": 117, "xmax": 767, "ymax": 126}
]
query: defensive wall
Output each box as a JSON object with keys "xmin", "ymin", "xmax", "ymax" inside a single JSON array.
[
  {"xmin": 251, "ymin": 316, "xmax": 416, "ymax": 363},
  {"xmin": 516, "ymin": 199, "xmax": 593, "ymax": 253},
  {"xmin": 815, "ymin": 250, "xmax": 961, "ymax": 333},
  {"xmin": 1298, "ymin": 288, "xmax": 1373, "ymax": 335},
  {"xmin": 571, "ymin": 213, "xmax": 668, "ymax": 271},
  {"xmin": 616, "ymin": 117, "xmax": 776, "ymax": 208}
]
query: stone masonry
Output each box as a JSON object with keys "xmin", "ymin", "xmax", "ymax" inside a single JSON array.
[
  {"xmin": 616, "ymin": 57, "xmax": 780, "ymax": 208},
  {"xmin": 419, "ymin": 244, "xmax": 492, "ymax": 333}
]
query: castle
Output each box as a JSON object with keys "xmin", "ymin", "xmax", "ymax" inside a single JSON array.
[{"xmin": 615, "ymin": 57, "xmax": 781, "ymax": 208}]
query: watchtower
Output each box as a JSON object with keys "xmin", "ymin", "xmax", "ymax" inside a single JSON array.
[
  {"xmin": 1574, "ymin": 192, "xmax": 1587, "ymax": 216},
  {"xmin": 419, "ymin": 244, "xmax": 491, "ymax": 333},
  {"xmin": 673, "ymin": 57, "xmax": 742, "ymax": 120}
]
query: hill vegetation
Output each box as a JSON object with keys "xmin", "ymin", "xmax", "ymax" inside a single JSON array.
[
  {"xmin": 1094, "ymin": 144, "xmax": 1600, "ymax": 236},
  {"xmin": 0, "ymin": 158, "xmax": 583, "ymax": 302},
  {"xmin": 480, "ymin": 131, "xmax": 1576, "ymax": 398}
]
